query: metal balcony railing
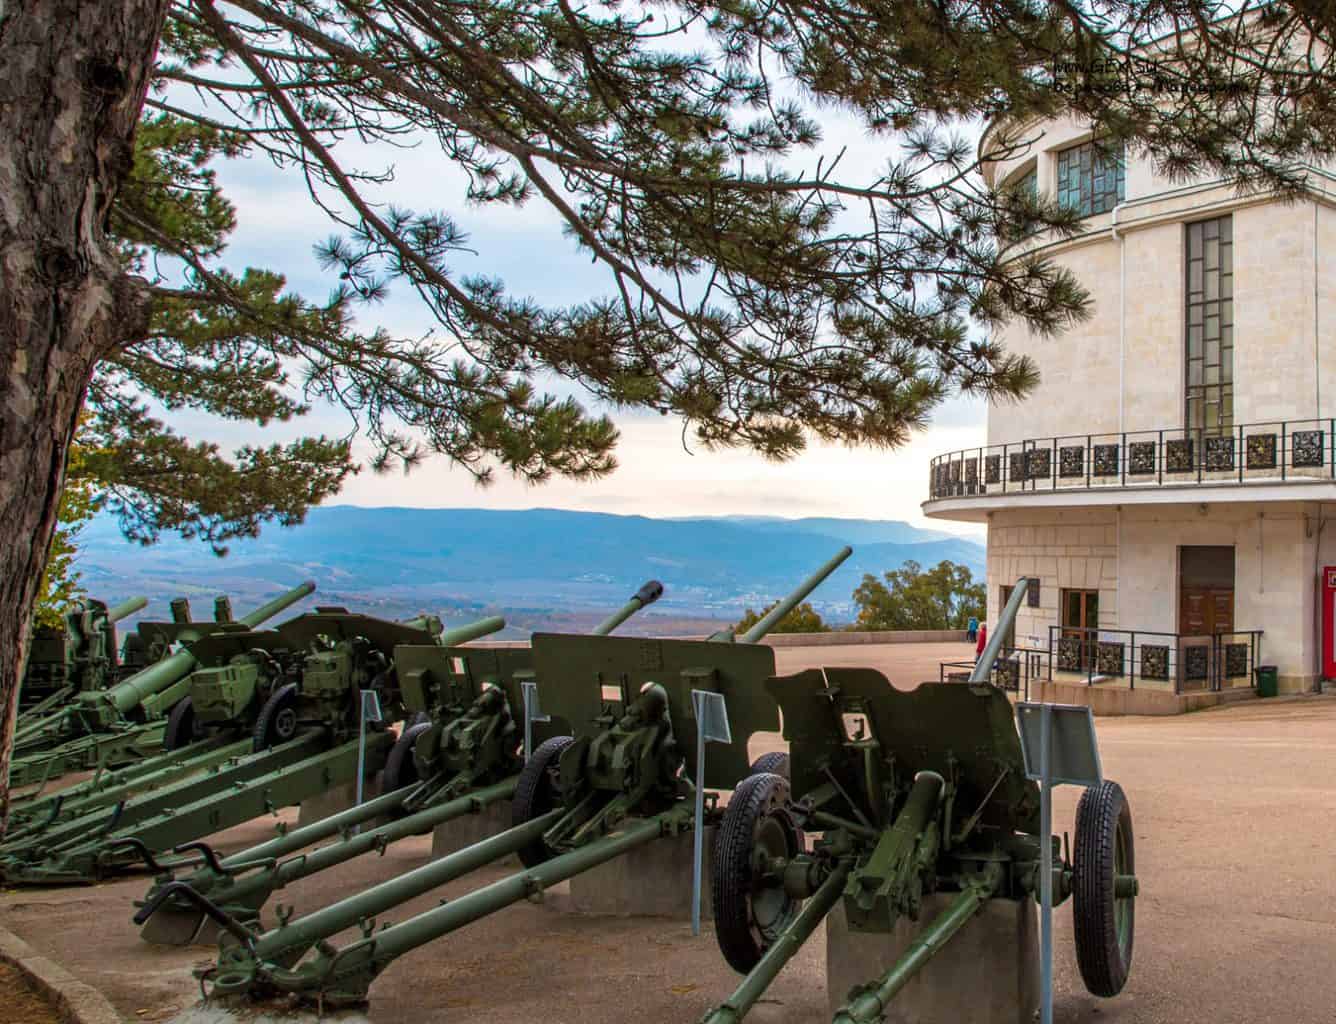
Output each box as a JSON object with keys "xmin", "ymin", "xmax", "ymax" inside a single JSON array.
[
  {"xmin": 926, "ymin": 419, "xmax": 1336, "ymax": 501},
  {"xmin": 941, "ymin": 630, "xmax": 1263, "ymax": 696},
  {"xmin": 940, "ymin": 645, "xmax": 1047, "ymax": 701},
  {"xmin": 1045, "ymin": 625, "xmax": 1263, "ymax": 694}
]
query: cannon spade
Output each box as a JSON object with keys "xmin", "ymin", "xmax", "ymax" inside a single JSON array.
[
  {"xmin": 699, "ymin": 579, "xmax": 1138, "ymax": 1024},
  {"xmin": 185, "ymin": 550, "xmax": 848, "ymax": 1006}
]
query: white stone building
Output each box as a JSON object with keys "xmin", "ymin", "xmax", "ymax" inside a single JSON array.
[{"xmin": 922, "ymin": 113, "xmax": 1336, "ymax": 697}]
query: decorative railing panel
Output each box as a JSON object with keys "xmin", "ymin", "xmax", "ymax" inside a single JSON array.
[
  {"xmin": 1044, "ymin": 626, "xmax": 1263, "ymax": 694},
  {"xmin": 939, "ymin": 630, "xmax": 1261, "ymax": 696},
  {"xmin": 927, "ymin": 419, "xmax": 1335, "ymax": 501}
]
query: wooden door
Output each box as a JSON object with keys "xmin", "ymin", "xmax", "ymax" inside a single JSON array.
[
  {"xmin": 1179, "ymin": 588, "xmax": 1234, "ymax": 636},
  {"xmin": 1061, "ymin": 588, "xmax": 1100, "ymax": 669}
]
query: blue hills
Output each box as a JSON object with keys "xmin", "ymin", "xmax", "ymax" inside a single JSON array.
[{"xmin": 76, "ymin": 506, "xmax": 985, "ymax": 636}]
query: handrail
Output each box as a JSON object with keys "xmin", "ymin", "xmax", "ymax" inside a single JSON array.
[
  {"xmin": 925, "ymin": 417, "xmax": 1336, "ymax": 501},
  {"xmin": 1043, "ymin": 624, "xmax": 1263, "ymax": 694}
]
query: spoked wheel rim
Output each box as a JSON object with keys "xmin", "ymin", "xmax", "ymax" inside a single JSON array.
[
  {"xmin": 274, "ymin": 707, "xmax": 298, "ymax": 741},
  {"xmin": 1113, "ymin": 817, "xmax": 1133, "ymax": 955},
  {"xmin": 712, "ymin": 771, "xmax": 801, "ymax": 973},
  {"xmin": 747, "ymin": 812, "xmax": 799, "ymax": 947},
  {"xmin": 1073, "ymin": 778, "xmax": 1136, "ymax": 997}
]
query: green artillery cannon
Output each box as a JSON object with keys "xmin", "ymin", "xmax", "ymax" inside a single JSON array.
[
  {"xmin": 6, "ymin": 610, "xmax": 496, "ymax": 847},
  {"xmin": 0, "ymin": 603, "xmax": 488, "ymax": 885},
  {"xmin": 18, "ymin": 596, "xmax": 149, "ymax": 714},
  {"xmin": 132, "ymin": 582, "xmax": 663, "ymax": 945},
  {"xmin": 9, "ymin": 585, "xmax": 315, "ymax": 788},
  {"xmin": 699, "ymin": 582, "xmax": 1138, "ymax": 1024},
  {"xmin": 155, "ymin": 605, "xmax": 452, "ymax": 753},
  {"xmin": 147, "ymin": 550, "xmax": 849, "ymax": 1007},
  {"xmin": 3, "ymin": 586, "xmax": 318, "ymax": 831},
  {"xmin": 387, "ymin": 580, "xmax": 666, "ymax": 806}
]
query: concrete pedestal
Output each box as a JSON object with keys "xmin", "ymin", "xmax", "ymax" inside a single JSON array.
[
  {"xmin": 431, "ymin": 799, "xmax": 516, "ymax": 864},
  {"xmin": 552, "ymin": 825, "xmax": 713, "ymax": 918},
  {"xmin": 826, "ymin": 895, "xmax": 1038, "ymax": 1024},
  {"xmin": 296, "ymin": 773, "xmax": 383, "ymax": 829}
]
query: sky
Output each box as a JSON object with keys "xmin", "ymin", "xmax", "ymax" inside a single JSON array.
[{"xmin": 171, "ymin": 74, "xmax": 994, "ymax": 539}]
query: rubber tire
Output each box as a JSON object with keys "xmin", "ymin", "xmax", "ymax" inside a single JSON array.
[
  {"xmin": 748, "ymin": 752, "xmax": 790, "ymax": 779},
  {"xmin": 712, "ymin": 772, "xmax": 801, "ymax": 974},
  {"xmin": 163, "ymin": 698, "xmax": 201, "ymax": 751},
  {"xmin": 252, "ymin": 683, "xmax": 300, "ymax": 752},
  {"xmin": 512, "ymin": 736, "xmax": 573, "ymax": 868},
  {"xmin": 383, "ymin": 721, "xmax": 433, "ymax": 795},
  {"xmin": 1073, "ymin": 779, "xmax": 1135, "ymax": 997}
]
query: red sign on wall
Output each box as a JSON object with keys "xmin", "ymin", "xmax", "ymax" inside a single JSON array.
[{"xmin": 1323, "ymin": 567, "xmax": 1336, "ymax": 680}]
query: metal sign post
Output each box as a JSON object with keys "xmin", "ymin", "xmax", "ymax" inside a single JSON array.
[
  {"xmin": 521, "ymin": 680, "xmax": 549, "ymax": 763},
  {"xmin": 354, "ymin": 690, "xmax": 384, "ymax": 834},
  {"xmin": 691, "ymin": 689, "xmax": 732, "ymax": 936},
  {"xmin": 1015, "ymin": 702, "xmax": 1102, "ymax": 1024}
]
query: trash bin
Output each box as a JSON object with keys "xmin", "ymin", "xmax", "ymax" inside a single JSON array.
[{"xmin": 1254, "ymin": 665, "xmax": 1278, "ymax": 698}]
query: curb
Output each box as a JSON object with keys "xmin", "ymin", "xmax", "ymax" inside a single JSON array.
[{"xmin": 0, "ymin": 921, "xmax": 124, "ymax": 1024}]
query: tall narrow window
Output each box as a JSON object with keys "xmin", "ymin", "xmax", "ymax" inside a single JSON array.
[
  {"xmin": 1056, "ymin": 141, "xmax": 1124, "ymax": 216},
  {"xmin": 1185, "ymin": 216, "xmax": 1234, "ymax": 433}
]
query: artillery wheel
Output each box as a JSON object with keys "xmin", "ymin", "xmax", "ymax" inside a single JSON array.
[
  {"xmin": 1073, "ymin": 779, "xmax": 1136, "ymax": 997},
  {"xmin": 163, "ymin": 698, "xmax": 203, "ymax": 751},
  {"xmin": 252, "ymin": 683, "xmax": 300, "ymax": 752},
  {"xmin": 748, "ymin": 752, "xmax": 789, "ymax": 779},
  {"xmin": 512, "ymin": 735, "xmax": 572, "ymax": 868},
  {"xmin": 712, "ymin": 771, "xmax": 801, "ymax": 973},
  {"xmin": 384, "ymin": 721, "xmax": 433, "ymax": 795}
]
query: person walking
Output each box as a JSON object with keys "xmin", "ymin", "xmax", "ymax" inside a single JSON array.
[
  {"xmin": 975, "ymin": 623, "xmax": 987, "ymax": 659},
  {"xmin": 966, "ymin": 616, "xmax": 979, "ymax": 642}
]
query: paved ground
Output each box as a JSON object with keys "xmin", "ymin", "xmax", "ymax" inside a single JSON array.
[
  {"xmin": 771, "ymin": 640, "xmax": 976, "ymax": 685},
  {"xmin": 2, "ymin": 643, "xmax": 1335, "ymax": 1023}
]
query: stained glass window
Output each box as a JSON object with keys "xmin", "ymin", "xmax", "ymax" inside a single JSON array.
[{"xmin": 1055, "ymin": 140, "xmax": 1125, "ymax": 216}]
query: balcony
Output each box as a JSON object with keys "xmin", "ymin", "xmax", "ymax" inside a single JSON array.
[
  {"xmin": 924, "ymin": 418, "xmax": 1336, "ymax": 513},
  {"xmin": 937, "ymin": 626, "xmax": 1263, "ymax": 706}
]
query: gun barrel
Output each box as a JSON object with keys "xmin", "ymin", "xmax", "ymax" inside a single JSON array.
[
  {"xmin": 592, "ymin": 579, "xmax": 664, "ymax": 636},
  {"xmin": 968, "ymin": 577, "xmax": 1029, "ymax": 684},
  {"xmin": 106, "ymin": 597, "xmax": 149, "ymax": 623},
  {"xmin": 238, "ymin": 580, "xmax": 316, "ymax": 628},
  {"xmin": 438, "ymin": 615, "xmax": 506, "ymax": 647},
  {"xmin": 104, "ymin": 581, "xmax": 316, "ymax": 714},
  {"xmin": 402, "ymin": 614, "xmax": 442, "ymax": 636},
  {"xmin": 734, "ymin": 546, "xmax": 853, "ymax": 645}
]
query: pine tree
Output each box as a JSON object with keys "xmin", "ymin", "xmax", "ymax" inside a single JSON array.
[
  {"xmin": 7, "ymin": 1, "xmax": 1336, "ymax": 829},
  {"xmin": 33, "ymin": 434, "xmax": 100, "ymax": 629}
]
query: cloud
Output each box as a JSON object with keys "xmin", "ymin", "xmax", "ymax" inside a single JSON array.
[
  {"xmin": 158, "ymin": 92, "xmax": 993, "ymax": 540},
  {"xmin": 318, "ymin": 416, "xmax": 986, "ymax": 537}
]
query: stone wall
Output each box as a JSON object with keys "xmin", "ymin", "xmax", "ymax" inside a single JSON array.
[
  {"xmin": 986, "ymin": 507, "xmax": 1120, "ymax": 649},
  {"xmin": 1234, "ymin": 202, "xmax": 1319, "ymax": 424},
  {"xmin": 475, "ymin": 630, "xmax": 969, "ymax": 649},
  {"xmin": 988, "ymin": 236, "xmax": 1123, "ymax": 445},
  {"xmin": 986, "ymin": 500, "xmax": 1333, "ymax": 694},
  {"xmin": 762, "ymin": 630, "xmax": 968, "ymax": 647}
]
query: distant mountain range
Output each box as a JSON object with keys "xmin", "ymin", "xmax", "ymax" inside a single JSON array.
[{"xmin": 76, "ymin": 507, "xmax": 985, "ymax": 637}]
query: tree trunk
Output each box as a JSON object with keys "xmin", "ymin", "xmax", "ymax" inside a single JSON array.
[{"xmin": 0, "ymin": 0, "xmax": 167, "ymax": 834}]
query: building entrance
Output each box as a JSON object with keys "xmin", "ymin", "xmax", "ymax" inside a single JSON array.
[
  {"xmin": 1178, "ymin": 546, "xmax": 1235, "ymax": 636},
  {"xmin": 1061, "ymin": 587, "xmax": 1100, "ymax": 670}
]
